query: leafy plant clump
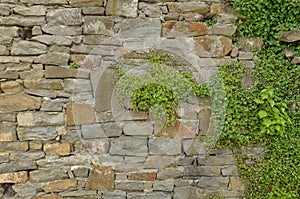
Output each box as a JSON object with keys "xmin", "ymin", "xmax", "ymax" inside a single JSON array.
[
  {"xmin": 70, "ymin": 62, "xmax": 80, "ymax": 69},
  {"xmin": 115, "ymin": 54, "xmax": 209, "ymax": 127},
  {"xmin": 213, "ymin": 0, "xmax": 300, "ymax": 198}
]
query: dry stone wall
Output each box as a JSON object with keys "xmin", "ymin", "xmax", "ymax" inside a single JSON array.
[{"xmin": 0, "ymin": 0, "xmax": 259, "ymax": 198}]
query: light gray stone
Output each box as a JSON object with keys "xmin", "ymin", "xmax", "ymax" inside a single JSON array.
[
  {"xmin": 177, "ymin": 157, "xmax": 194, "ymax": 166},
  {"xmin": 0, "ymin": 113, "xmax": 16, "ymax": 122},
  {"xmin": 83, "ymin": 16, "xmax": 114, "ymax": 35},
  {"xmin": 24, "ymin": 79, "xmax": 63, "ymax": 90},
  {"xmin": 153, "ymin": 180, "xmax": 174, "ymax": 191},
  {"xmin": 280, "ymin": 29, "xmax": 300, "ymax": 43},
  {"xmin": 0, "ymin": 27, "xmax": 18, "ymax": 37},
  {"xmin": 59, "ymin": 190, "xmax": 97, "ymax": 197},
  {"xmin": 221, "ymin": 165, "xmax": 239, "ymax": 176},
  {"xmin": 183, "ymin": 139, "xmax": 206, "ymax": 156},
  {"xmin": 83, "ymin": 139, "xmax": 109, "ymax": 154},
  {"xmin": 37, "ymin": 154, "xmax": 92, "ymax": 168},
  {"xmin": 198, "ymin": 176, "xmax": 229, "ymax": 190},
  {"xmin": 292, "ymin": 56, "xmax": 300, "ymax": 64},
  {"xmin": 106, "ymin": 0, "xmax": 138, "ymax": 18},
  {"xmin": 69, "ymin": 0, "xmax": 103, "ymax": 7},
  {"xmin": 83, "ymin": 7, "xmax": 105, "ymax": 15},
  {"xmin": 35, "ymin": 52, "xmax": 70, "ymax": 65},
  {"xmin": 13, "ymin": 5, "xmax": 45, "ymax": 16},
  {"xmin": 82, "ymin": 124, "xmax": 106, "ymax": 139},
  {"xmin": 123, "ymin": 121, "xmax": 153, "ymax": 136},
  {"xmin": 238, "ymin": 51, "xmax": 253, "ymax": 60},
  {"xmin": 157, "ymin": 167, "xmax": 184, "ymax": 180},
  {"xmin": 0, "ymin": 5, "xmax": 10, "ymax": 16},
  {"xmin": 11, "ymin": 40, "xmax": 47, "ymax": 55},
  {"xmin": 110, "ymin": 136, "xmax": 148, "ymax": 156},
  {"xmin": 174, "ymin": 186, "xmax": 203, "ymax": 199},
  {"xmin": 101, "ymin": 122, "xmax": 122, "ymax": 137},
  {"xmin": 0, "ymin": 16, "xmax": 45, "ymax": 26},
  {"xmin": 71, "ymin": 166, "xmax": 89, "ymax": 178},
  {"xmin": 29, "ymin": 169, "xmax": 69, "ymax": 182},
  {"xmin": 0, "ymin": 45, "xmax": 8, "ymax": 55},
  {"xmin": 184, "ymin": 166, "xmax": 220, "ymax": 177},
  {"xmin": 42, "ymin": 24, "xmax": 82, "ymax": 36},
  {"xmin": 20, "ymin": 0, "xmax": 68, "ymax": 5},
  {"xmin": 0, "ymin": 123, "xmax": 17, "ymax": 142},
  {"xmin": 115, "ymin": 181, "xmax": 144, "ymax": 191},
  {"xmin": 149, "ymin": 138, "xmax": 181, "ymax": 156},
  {"xmin": 102, "ymin": 190, "xmax": 126, "ymax": 199},
  {"xmin": 41, "ymin": 99, "xmax": 64, "ymax": 111},
  {"xmin": 17, "ymin": 112, "xmax": 64, "ymax": 127},
  {"xmin": 197, "ymin": 153, "xmax": 235, "ymax": 166},
  {"xmin": 32, "ymin": 35, "xmax": 74, "ymax": 46},
  {"xmin": 211, "ymin": 24, "xmax": 237, "ymax": 37},
  {"xmin": 64, "ymin": 79, "xmax": 92, "ymax": 93},
  {"xmin": 47, "ymin": 8, "xmax": 82, "ymax": 26},
  {"xmin": 12, "ymin": 182, "xmax": 39, "ymax": 198},
  {"xmin": 0, "ymin": 36, "xmax": 13, "ymax": 45},
  {"xmin": 127, "ymin": 192, "xmax": 171, "ymax": 199},
  {"xmin": 17, "ymin": 127, "xmax": 58, "ymax": 141}
]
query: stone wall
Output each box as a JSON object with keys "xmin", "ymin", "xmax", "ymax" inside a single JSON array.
[{"xmin": 0, "ymin": 0, "xmax": 258, "ymax": 198}]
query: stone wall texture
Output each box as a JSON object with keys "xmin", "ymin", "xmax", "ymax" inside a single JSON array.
[{"xmin": 0, "ymin": 0, "xmax": 259, "ymax": 198}]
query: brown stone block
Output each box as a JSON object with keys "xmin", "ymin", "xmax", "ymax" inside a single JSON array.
[
  {"xmin": 0, "ymin": 81, "xmax": 23, "ymax": 93},
  {"xmin": 44, "ymin": 143, "xmax": 70, "ymax": 156},
  {"xmin": 66, "ymin": 103, "xmax": 95, "ymax": 126},
  {"xmin": 45, "ymin": 66, "xmax": 89, "ymax": 79},
  {"xmin": 43, "ymin": 179, "xmax": 77, "ymax": 193},
  {"xmin": 228, "ymin": 177, "xmax": 246, "ymax": 191},
  {"xmin": 0, "ymin": 171, "xmax": 28, "ymax": 183},
  {"xmin": 0, "ymin": 93, "xmax": 41, "ymax": 113},
  {"xmin": 86, "ymin": 165, "xmax": 114, "ymax": 190},
  {"xmin": 128, "ymin": 171, "xmax": 157, "ymax": 181}
]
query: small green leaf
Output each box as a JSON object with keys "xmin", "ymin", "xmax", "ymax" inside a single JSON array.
[{"xmin": 258, "ymin": 110, "xmax": 268, "ymax": 118}]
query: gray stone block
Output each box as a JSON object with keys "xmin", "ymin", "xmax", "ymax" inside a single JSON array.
[
  {"xmin": 102, "ymin": 190, "xmax": 126, "ymax": 199},
  {"xmin": 157, "ymin": 167, "xmax": 184, "ymax": 180},
  {"xmin": 149, "ymin": 138, "xmax": 181, "ymax": 156},
  {"xmin": 115, "ymin": 181, "xmax": 144, "ymax": 191},
  {"xmin": 153, "ymin": 180, "xmax": 174, "ymax": 191},
  {"xmin": 110, "ymin": 136, "xmax": 148, "ymax": 156},
  {"xmin": 184, "ymin": 166, "xmax": 220, "ymax": 177},
  {"xmin": 123, "ymin": 121, "xmax": 153, "ymax": 136},
  {"xmin": 174, "ymin": 186, "xmax": 203, "ymax": 199},
  {"xmin": 198, "ymin": 176, "xmax": 229, "ymax": 190}
]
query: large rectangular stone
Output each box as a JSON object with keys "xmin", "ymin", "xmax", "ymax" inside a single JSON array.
[
  {"xmin": 123, "ymin": 121, "xmax": 153, "ymax": 136},
  {"xmin": 45, "ymin": 66, "xmax": 89, "ymax": 79},
  {"xmin": 11, "ymin": 40, "xmax": 47, "ymax": 55},
  {"xmin": 13, "ymin": 5, "xmax": 45, "ymax": 16},
  {"xmin": 42, "ymin": 24, "xmax": 82, "ymax": 36},
  {"xmin": 0, "ymin": 16, "xmax": 46, "ymax": 26},
  {"xmin": 0, "ymin": 26, "xmax": 19, "ymax": 37},
  {"xmin": 24, "ymin": 79, "xmax": 63, "ymax": 90},
  {"xmin": 70, "ymin": 0, "xmax": 103, "ymax": 7},
  {"xmin": 198, "ymin": 176, "xmax": 229, "ymax": 190},
  {"xmin": 30, "ymin": 169, "xmax": 69, "ymax": 182},
  {"xmin": 149, "ymin": 138, "xmax": 181, "ymax": 156},
  {"xmin": 0, "ymin": 93, "xmax": 41, "ymax": 113},
  {"xmin": 114, "ymin": 181, "xmax": 144, "ymax": 191},
  {"xmin": 47, "ymin": 8, "xmax": 82, "ymax": 26},
  {"xmin": 110, "ymin": 136, "xmax": 148, "ymax": 156},
  {"xmin": 35, "ymin": 52, "xmax": 70, "ymax": 66},
  {"xmin": 157, "ymin": 167, "xmax": 184, "ymax": 180},
  {"xmin": 184, "ymin": 166, "xmax": 221, "ymax": 177},
  {"xmin": 17, "ymin": 112, "xmax": 64, "ymax": 127}
]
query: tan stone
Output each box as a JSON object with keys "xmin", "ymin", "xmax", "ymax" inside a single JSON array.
[
  {"xmin": 162, "ymin": 21, "xmax": 207, "ymax": 37},
  {"xmin": 1, "ymin": 81, "xmax": 22, "ymax": 93},
  {"xmin": 32, "ymin": 194, "xmax": 63, "ymax": 199},
  {"xmin": 228, "ymin": 177, "xmax": 245, "ymax": 191},
  {"xmin": 0, "ymin": 93, "xmax": 41, "ymax": 113},
  {"xmin": 70, "ymin": 0, "xmax": 103, "ymax": 7},
  {"xmin": 44, "ymin": 143, "xmax": 70, "ymax": 156},
  {"xmin": 29, "ymin": 142, "xmax": 43, "ymax": 151},
  {"xmin": 86, "ymin": 165, "xmax": 114, "ymax": 190},
  {"xmin": 167, "ymin": 2, "xmax": 209, "ymax": 15},
  {"xmin": 176, "ymin": 121, "xmax": 197, "ymax": 138},
  {"xmin": 66, "ymin": 103, "xmax": 95, "ymax": 126},
  {"xmin": 106, "ymin": 0, "xmax": 138, "ymax": 17},
  {"xmin": 45, "ymin": 66, "xmax": 89, "ymax": 79},
  {"xmin": 128, "ymin": 172, "xmax": 157, "ymax": 181},
  {"xmin": 43, "ymin": 179, "xmax": 77, "ymax": 193},
  {"xmin": 0, "ymin": 123, "xmax": 17, "ymax": 142},
  {"xmin": 209, "ymin": 3, "xmax": 225, "ymax": 17},
  {"xmin": 24, "ymin": 79, "xmax": 63, "ymax": 90},
  {"xmin": 0, "ymin": 171, "xmax": 28, "ymax": 183}
]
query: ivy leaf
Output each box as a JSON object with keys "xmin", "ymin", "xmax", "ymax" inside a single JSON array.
[
  {"xmin": 254, "ymin": 99, "xmax": 264, "ymax": 104},
  {"xmin": 258, "ymin": 110, "xmax": 268, "ymax": 118},
  {"xmin": 262, "ymin": 118, "xmax": 272, "ymax": 127}
]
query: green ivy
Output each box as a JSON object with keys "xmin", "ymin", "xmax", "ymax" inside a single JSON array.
[{"xmin": 70, "ymin": 62, "xmax": 80, "ymax": 69}]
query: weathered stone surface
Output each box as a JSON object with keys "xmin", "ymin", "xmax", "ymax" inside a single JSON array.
[
  {"xmin": 0, "ymin": 171, "xmax": 28, "ymax": 183},
  {"xmin": 70, "ymin": 0, "xmax": 103, "ymax": 7},
  {"xmin": 128, "ymin": 171, "xmax": 157, "ymax": 181},
  {"xmin": 83, "ymin": 139, "xmax": 110, "ymax": 154},
  {"xmin": 86, "ymin": 165, "xmax": 114, "ymax": 191},
  {"xmin": 0, "ymin": 71, "xmax": 19, "ymax": 79},
  {"xmin": 71, "ymin": 166, "xmax": 89, "ymax": 178},
  {"xmin": 183, "ymin": 139, "xmax": 206, "ymax": 156},
  {"xmin": 228, "ymin": 177, "xmax": 245, "ymax": 191},
  {"xmin": 198, "ymin": 176, "xmax": 229, "ymax": 190},
  {"xmin": 30, "ymin": 169, "xmax": 69, "ymax": 182},
  {"xmin": 149, "ymin": 138, "xmax": 181, "ymax": 156},
  {"xmin": 184, "ymin": 166, "xmax": 220, "ymax": 177},
  {"xmin": 83, "ymin": 16, "xmax": 114, "ymax": 35},
  {"xmin": 41, "ymin": 99, "xmax": 64, "ymax": 112},
  {"xmin": 101, "ymin": 122, "xmax": 123, "ymax": 137},
  {"xmin": 0, "ymin": 26, "xmax": 19, "ymax": 37},
  {"xmin": 221, "ymin": 165, "xmax": 239, "ymax": 176},
  {"xmin": 44, "ymin": 143, "xmax": 71, "ymax": 156},
  {"xmin": 47, "ymin": 8, "xmax": 82, "ymax": 26},
  {"xmin": 0, "ymin": 93, "xmax": 41, "ymax": 113},
  {"xmin": 153, "ymin": 180, "xmax": 174, "ymax": 191},
  {"xmin": 37, "ymin": 154, "xmax": 92, "ymax": 168},
  {"xmin": 0, "ymin": 36, "xmax": 13, "ymax": 45},
  {"xmin": 1, "ymin": 81, "xmax": 22, "ymax": 93},
  {"xmin": 209, "ymin": 3, "xmax": 226, "ymax": 17},
  {"xmin": 167, "ymin": 2, "xmax": 209, "ymax": 15},
  {"xmin": 45, "ymin": 66, "xmax": 89, "ymax": 79},
  {"xmin": 144, "ymin": 156, "xmax": 175, "ymax": 169},
  {"xmin": 32, "ymin": 193, "xmax": 63, "ymax": 199},
  {"xmin": 0, "ymin": 16, "xmax": 45, "ymax": 26},
  {"xmin": 106, "ymin": 0, "xmax": 138, "ymax": 17},
  {"xmin": 197, "ymin": 153, "xmax": 235, "ymax": 166},
  {"xmin": 42, "ymin": 24, "xmax": 82, "ymax": 36},
  {"xmin": 115, "ymin": 181, "xmax": 143, "ymax": 191},
  {"xmin": 0, "ymin": 44, "xmax": 8, "ymax": 55},
  {"xmin": 35, "ymin": 52, "xmax": 70, "ymax": 66},
  {"xmin": 292, "ymin": 56, "xmax": 300, "ymax": 64},
  {"xmin": 199, "ymin": 107, "xmax": 211, "ymax": 135},
  {"xmin": 102, "ymin": 190, "xmax": 126, "ymax": 199},
  {"xmin": 0, "ymin": 141, "xmax": 28, "ymax": 152},
  {"xmin": 32, "ymin": 35, "xmax": 74, "ymax": 46},
  {"xmin": 81, "ymin": 124, "xmax": 106, "ymax": 139},
  {"xmin": 157, "ymin": 167, "xmax": 184, "ymax": 180},
  {"xmin": 64, "ymin": 79, "xmax": 92, "ymax": 93},
  {"xmin": 95, "ymin": 68, "xmax": 116, "ymax": 112},
  {"xmin": 211, "ymin": 24, "xmax": 237, "ymax": 37},
  {"xmin": 59, "ymin": 190, "xmax": 97, "ymax": 197},
  {"xmin": 110, "ymin": 136, "xmax": 148, "ymax": 156},
  {"xmin": 11, "ymin": 40, "xmax": 47, "ymax": 55},
  {"xmin": 280, "ymin": 29, "xmax": 300, "ymax": 43},
  {"xmin": 18, "ymin": 127, "xmax": 58, "ymax": 141},
  {"xmin": 195, "ymin": 35, "xmax": 232, "ymax": 58},
  {"xmin": 0, "ymin": 152, "xmax": 10, "ymax": 163},
  {"xmin": 83, "ymin": 7, "xmax": 105, "ymax": 15},
  {"xmin": 0, "ymin": 113, "xmax": 16, "ymax": 122},
  {"xmin": 24, "ymin": 79, "xmax": 63, "ymax": 90},
  {"xmin": 5, "ymin": 63, "xmax": 31, "ymax": 72},
  {"xmin": 17, "ymin": 112, "xmax": 64, "ymax": 127},
  {"xmin": 0, "ymin": 123, "xmax": 16, "ymax": 142},
  {"xmin": 0, "ymin": 5, "xmax": 10, "ymax": 16},
  {"xmin": 29, "ymin": 141, "xmax": 43, "ymax": 150},
  {"xmin": 162, "ymin": 22, "xmax": 207, "ymax": 37},
  {"xmin": 127, "ymin": 192, "xmax": 171, "ymax": 199},
  {"xmin": 123, "ymin": 121, "xmax": 153, "ymax": 136},
  {"xmin": 13, "ymin": 5, "xmax": 45, "ymax": 16},
  {"xmin": 20, "ymin": 69, "xmax": 44, "ymax": 79},
  {"xmin": 174, "ymin": 186, "xmax": 203, "ymax": 199},
  {"xmin": 66, "ymin": 103, "xmax": 95, "ymax": 126},
  {"xmin": 43, "ymin": 179, "xmax": 77, "ymax": 193}
]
